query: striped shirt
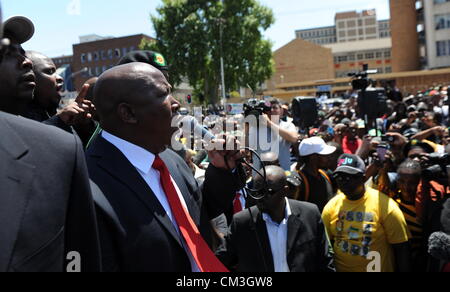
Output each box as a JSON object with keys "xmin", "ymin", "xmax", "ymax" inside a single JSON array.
[{"xmin": 395, "ymin": 196, "xmax": 423, "ymax": 256}]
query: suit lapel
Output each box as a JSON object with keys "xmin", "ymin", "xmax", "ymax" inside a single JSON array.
[
  {"xmin": 0, "ymin": 116, "xmax": 36, "ymax": 271},
  {"xmin": 249, "ymin": 207, "xmax": 275, "ymax": 272},
  {"xmin": 89, "ymin": 137, "xmax": 183, "ymax": 248},
  {"xmin": 287, "ymin": 203, "xmax": 303, "ymax": 257}
]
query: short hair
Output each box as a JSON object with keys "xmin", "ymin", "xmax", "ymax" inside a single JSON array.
[
  {"xmin": 269, "ymin": 98, "xmax": 280, "ymax": 106},
  {"xmin": 398, "ymin": 159, "xmax": 421, "ymax": 175}
]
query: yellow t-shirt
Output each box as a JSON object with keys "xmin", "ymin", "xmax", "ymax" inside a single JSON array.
[{"xmin": 322, "ymin": 187, "xmax": 409, "ymax": 272}]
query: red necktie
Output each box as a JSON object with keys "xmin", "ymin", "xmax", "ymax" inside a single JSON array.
[
  {"xmin": 233, "ymin": 193, "xmax": 243, "ymax": 214},
  {"xmin": 152, "ymin": 156, "xmax": 229, "ymax": 272}
]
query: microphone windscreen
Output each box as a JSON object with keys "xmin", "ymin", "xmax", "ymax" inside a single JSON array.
[{"xmin": 428, "ymin": 232, "xmax": 450, "ymax": 261}]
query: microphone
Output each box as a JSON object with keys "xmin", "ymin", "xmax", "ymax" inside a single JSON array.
[
  {"xmin": 176, "ymin": 115, "xmax": 216, "ymax": 141},
  {"xmin": 428, "ymin": 232, "xmax": 450, "ymax": 262}
]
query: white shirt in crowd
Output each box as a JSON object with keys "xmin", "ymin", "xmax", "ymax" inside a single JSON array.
[
  {"xmin": 102, "ymin": 131, "xmax": 200, "ymax": 272},
  {"xmin": 262, "ymin": 197, "xmax": 292, "ymax": 272}
]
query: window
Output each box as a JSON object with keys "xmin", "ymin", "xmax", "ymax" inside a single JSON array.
[
  {"xmin": 384, "ymin": 50, "xmax": 391, "ymax": 58},
  {"xmin": 338, "ymin": 56, "xmax": 348, "ymax": 62},
  {"xmin": 114, "ymin": 48, "xmax": 121, "ymax": 58},
  {"xmin": 365, "ymin": 52, "xmax": 374, "ymax": 59},
  {"xmin": 93, "ymin": 51, "xmax": 99, "ymax": 61},
  {"xmin": 385, "ymin": 67, "xmax": 392, "ymax": 73},
  {"xmin": 376, "ymin": 52, "xmax": 382, "ymax": 58},
  {"xmin": 347, "ymin": 20, "xmax": 356, "ymax": 28},
  {"xmin": 87, "ymin": 53, "xmax": 93, "ymax": 62},
  {"xmin": 437, "ymin": 40, "xmax": 448, "ymax": 56},
  {"xmin": 435, "ymin": 14, "xmax": 450, "ymax": 30},
  {"xmin": 359, "ymin": 28, "xmax": 364, "ymax": 35},
  {"xmin": 107, "ymin": 49, "xmax": 113, "ymax": 59},
  {"xmin": 101, "ymin": 50, "xmax": 106, "ymax": 60},
  {"xmin": 122, "ymin": 47, "xmax": 128, "ymax": 57},
  {"xmin": 338, "ymin": 21, "xmax": 345, "ymax": 29},
  {"xmin": 365, "ymin": 18, "xmax": 376, "ymax": 26},
  {"xmin": 81, "ymin": 53, "xmax": 86, "ymax": 63},
  {"xmin": 348, "ymin": 54, "xmax": 356, "ymax": 61},
  {"xmin": 358, "ymin": 19, "xmax": 363, "ymax": 26},
  {"xmin": 357, "ymin": 53, "xmax": 364, "ymax": 60},
  {"xmin": 348, "ymin": 30, "xmax": 357, "ymax": 37}
]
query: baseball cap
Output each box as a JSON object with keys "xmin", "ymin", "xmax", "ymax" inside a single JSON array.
[
  {"xmin": 117, "ymin": 50, "xmax": 169, "ymax": 72},
  {"xmin": 3, "ymin": 16, "xmax": 34, "ymax": 44},
  {"xmin": 335, "ymin": 154, "xmax": 366, "ymax": 175},
  {"xmin": 299, "ymin": 137, "xmax": 336, "ymax": 157}
]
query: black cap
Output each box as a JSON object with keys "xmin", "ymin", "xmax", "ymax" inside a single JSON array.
[
  {"xmin": 117, "ymin": 50, "xmax": 169, "ymax": 72},
  {"xmin": 334, "ymin": 154, "xmax": 366, "ymax": 175}
]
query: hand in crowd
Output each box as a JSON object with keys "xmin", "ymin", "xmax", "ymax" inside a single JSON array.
[
  {"xmin": 206, "ymin": 135, "xmax": 244, "ymax": 170},
  {"xmin": 58, "ymin": 84, "xmax": 95, "ymax": 126}
]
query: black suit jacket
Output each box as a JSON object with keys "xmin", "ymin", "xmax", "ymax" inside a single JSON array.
[
  {"xmin": 216, "ymin": 199, "xmax": 335, "ymax": 272},
  {"xmin": 86, "ymin": 135, "xmax": 243, "ymax": 272},
  {"xmin": 0, "ymin": 112, "xmax": 101, "ymax": 272}
]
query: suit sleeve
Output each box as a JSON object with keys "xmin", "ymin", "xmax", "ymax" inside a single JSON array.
[
  {"xmin": 64, "ymin": 135, "xmax": 102, "ymax": 272},
  {"xmin": 315, "ymin": 210, "xmax": 336, "ymax": 272},
  {"xmin": 203, "ymin": 164, "xmax": 245, "ymax": 219},
  {"xmin": 215, "ymin": 217, "xmax": 239, "ymax": 271}
]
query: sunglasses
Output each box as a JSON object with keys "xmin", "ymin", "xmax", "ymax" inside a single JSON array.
[{"xmin": 334, "ymin": 173, "xmax": 363, "ymax": 183}]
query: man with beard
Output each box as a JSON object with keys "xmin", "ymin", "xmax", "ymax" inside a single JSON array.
[{"xmin": 0, "ymin": 11, "xmax": 100, "ymax": 272}]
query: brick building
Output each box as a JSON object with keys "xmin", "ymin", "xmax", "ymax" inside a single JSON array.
[
  {"xmin": 72, "ymin": 34, "xmax": 154, "ymax": 90},
  {"xmin": 265, "ymin": 38, "xmax": 334, "ymax": 92}
]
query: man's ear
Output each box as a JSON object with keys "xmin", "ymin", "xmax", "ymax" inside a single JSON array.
[{"xmin": 117, "ymin": 102, "xmax": 138, "ymax": 124}]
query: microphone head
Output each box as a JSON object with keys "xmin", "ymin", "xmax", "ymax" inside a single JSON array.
[{"xmin": 428, "ymin": 232, "xmax": 450, "ymax": 261}]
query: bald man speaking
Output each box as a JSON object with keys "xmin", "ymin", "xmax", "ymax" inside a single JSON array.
[{"xmin": 87, "ymin": 63, "xmax": 244, "ymax": 272}]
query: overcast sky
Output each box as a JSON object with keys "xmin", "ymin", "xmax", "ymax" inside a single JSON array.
[{"xmin": 2, "ymin": 0, "xmax": 390, "ymax": 57}]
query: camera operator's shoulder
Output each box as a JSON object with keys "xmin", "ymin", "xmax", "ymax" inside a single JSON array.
[{"xmin": 233, "ymin": 206, "xmax": 259, "ymax": 225}]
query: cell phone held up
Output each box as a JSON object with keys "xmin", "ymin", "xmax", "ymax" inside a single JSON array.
[{"xmin": 381, "ymin": 135, "xmax": 395, "ymax": 144}]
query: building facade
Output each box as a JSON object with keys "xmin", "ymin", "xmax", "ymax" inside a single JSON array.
[
  {"xmin": 295, "ymin": 10, "xmax": 390, "ymax": 46},
  {"xmin": 324, "ymin": 38, "xmax": 392, "ymax": 78},
  {"xmin": 72, "ymin": 34, "xmax": 154, "ymax": 90},
  {"xmin": 265, "ymin": 38, "xmax": 335, "ymax": 92},
  {"xmin": 422, "ymin": 0, "xmax": 450, "ymax": 69}
]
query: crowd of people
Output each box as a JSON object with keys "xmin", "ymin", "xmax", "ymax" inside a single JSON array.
[{"xmin": 0, "ymin": 3, "xmax": 449, "ymax": 273}]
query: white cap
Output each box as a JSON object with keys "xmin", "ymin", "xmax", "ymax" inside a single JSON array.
[
  {"xmin": 299, "ymin": 137, "xmax": 336, "ymax": 157},
  {"xmin": 3, "ymin": 16, "xmax": 34, "ymax": 44}
]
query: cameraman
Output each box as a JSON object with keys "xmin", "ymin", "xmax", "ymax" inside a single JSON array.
[{"xmin": 247, "ymin": 99, "xmax": 299, "ymax": 171}]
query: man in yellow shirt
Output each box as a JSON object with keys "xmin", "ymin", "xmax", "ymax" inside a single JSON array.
[{"xmin": 322, "ymin": 154, "xmax": 411, "ymax": 272}]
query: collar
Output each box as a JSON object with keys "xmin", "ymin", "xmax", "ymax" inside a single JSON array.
[
  {"xmin": 262, "ymin": 197, "xmax": 292, "ymax": 225},
  {"xmin": 102, "ymin": 130, "xmax": 155, "ymax": 175}
]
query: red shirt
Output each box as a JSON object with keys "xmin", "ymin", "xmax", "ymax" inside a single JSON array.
[{"xmin": 342, "ymin": 136, "xmax": 362, "ymax": 154}]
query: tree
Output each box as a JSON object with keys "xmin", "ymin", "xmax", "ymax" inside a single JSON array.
[{"xmin": 142, "ymin": 0, "xmax": 275, "ymax": 104}]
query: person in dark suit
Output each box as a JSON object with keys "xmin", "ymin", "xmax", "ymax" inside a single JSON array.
[
  {"xmin": 0, "ymin": 8, "xmax": 101, "ymax": 272},
  {"xmin": 87, "ymin": 62, "xmax": 244, "ymax": 272},
  {"xmin": 216, "ymin": 166, "xmax": 335, "ymax": 272}
]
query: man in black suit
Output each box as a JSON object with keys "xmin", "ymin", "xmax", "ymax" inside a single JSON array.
[
  {"xmin": 0, "ymin": 8, "xmax": 101, "ymax": 272},
  {"xmin": 216, "ymin": 166, "xmax": 335, "ymax": 272},
  {"xmin": 87, "ymin": 62, "xmax": 244, "ymax": 272}
]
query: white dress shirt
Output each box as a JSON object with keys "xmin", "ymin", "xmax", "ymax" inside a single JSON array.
[
  {"xmin": 102, "ymin": 131, "xmax": 200, "ymax": 272},
  {"xmin": 262, "ymin": 198, "xmax": 292, "ymax": 272}
]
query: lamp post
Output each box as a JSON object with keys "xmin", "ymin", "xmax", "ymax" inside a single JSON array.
[{"xmin": 219, "ymin": 0, "xmax": 226, "ymax": 107}]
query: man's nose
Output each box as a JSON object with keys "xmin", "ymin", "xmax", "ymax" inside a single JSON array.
[{"xmin": 21, "ymin": 55, "xmax": 33, "ymax": 70}]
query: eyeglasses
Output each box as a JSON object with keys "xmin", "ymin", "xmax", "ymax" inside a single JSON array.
[{"xmin": 335, "ymin": 174, "xmax": 362, "ymax": 184}]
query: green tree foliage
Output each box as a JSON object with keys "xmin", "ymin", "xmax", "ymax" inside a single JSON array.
[{"xmin": 142, "ymin": 0, "xmax": 275, "ymax": 104}]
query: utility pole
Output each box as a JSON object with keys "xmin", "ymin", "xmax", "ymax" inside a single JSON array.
[{"xmin": 220, "ymin": 0, "xmax": 226, "ymax": 107}]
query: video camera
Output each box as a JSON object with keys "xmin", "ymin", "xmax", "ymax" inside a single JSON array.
[
  {"xmin": 244, "ymin": 99, "xmax": 271, "ymax": 118},
  {"xmin": 349, "ymin": 64, "xmax": 388, "ymax": 120},
  {"xmin": 422, "ymin": 153, "xmax": 450, "ymax": 182}
]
